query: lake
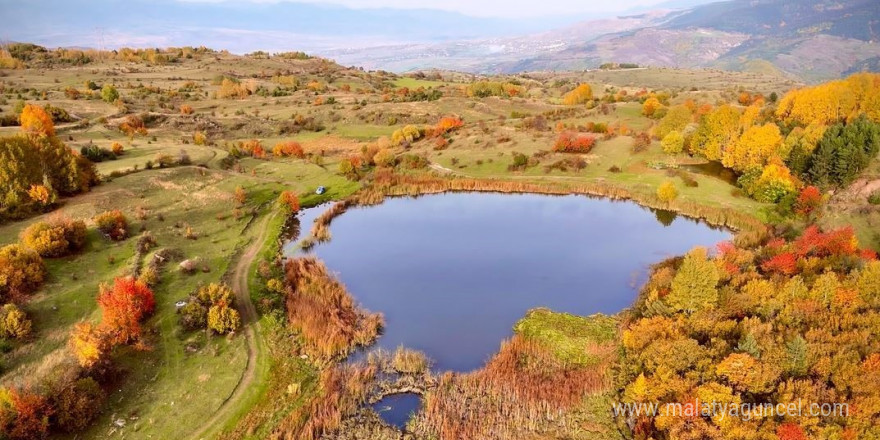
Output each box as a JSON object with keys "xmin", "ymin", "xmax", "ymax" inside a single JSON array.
[{"xmin": 284, "ymin": 192, "xmax": 730, "ymax": 372}]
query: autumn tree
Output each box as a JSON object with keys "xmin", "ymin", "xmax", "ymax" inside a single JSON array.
[
  {"xmin": 657, "ymin": 180, "xmax": 679, "ymax": 203},
  {"xmin": 20, "ymin": 217, "xmax": 87, "ymax": 257},
  {"xmin": 272, "ymin": 141, "xmax": 305, "ymax": 158},
  {"xmin": 374, "ymin": 148, "xmax": 396, "ymax": 167},
  {"xmin": 207, "ymin": 302, "xmax": 240, "ymax": 334},
  {"xmin": 642, "ymin": 97, "xmax": 662, "ymax": 118},
  {"xmin": 690, "ymin": 105, "xmax": 740, "ymax": 161},
  {"xmin": 234, "ymin": 186, "xmax": 247, "ymax": 204},
  {"xmin": 667, "ymin": 247, "xmax": 718, "ymax": 313},
  {"xmin": 562, "ymin": 84, "xmax": 593, "ymax": 105},
  {"xmin": 0, "ymin": 387, "xmax": 53, "ymax": 440},
  {"xmin": 69, "ymin": 322, "xmax": 109, "ymax": 368},
  {"xmin": 0, "ymin": 244, "xmax": 46, "ymax": 302},
  {"xmin": 656, "ymin": 105, "xmax": 692, "ymax": 139},
  {"xmin": 722, "ymin": 123, "xmax": 783, "ymax": 173},
  {"xmin": 93, "ymin": 210, "xmax": 128, "ymax": 241},
  {"xmin": 19, "ymin": 104, "xmax": 55, "ymax": 137},
  {"xmin": 794, "ymin": 186, "xmax": 823, "ymax": 218},
  {"xmin": 51, "ymin": 377, "xmax": 105, "ymax": 433},
  {"xmin": 97, "ymin": 277, "xmax": 155, "ymax": 345},
  {"xmin": 661, "ymin": 130, "xmax": 684, "ymax": 154},
  {"xmin": 278, "ymin": 190, "xmax": 300, "ymax": 213},
  {"xmin": 0, "ymin": 304, "xmax": 31, "ymax": 339}
]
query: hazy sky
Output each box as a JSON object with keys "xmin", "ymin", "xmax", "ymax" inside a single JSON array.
[{"xmin": 181, "ymin": 0, "xmax": 677, "ymax": 18}]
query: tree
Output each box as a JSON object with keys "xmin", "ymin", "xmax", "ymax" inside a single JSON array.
[
  {"xmin": 749, "ymin": 159, "xmax": 797, "ymax": 203},
  {"xmin": 51, "ymin": 377, "xmax": 105, "ymax": 433},
  {"xmin": 20, "ymin": 217, "xmax": 86, "ymax": 258},
  {"xmin": 278, "ymin": 190, "xmax": 300, "ymax": 213},
  {"xmin": 0, "ymin": 244, "xmax": 46, "ymax": 302},
  {"xmin": 0, "ymin": 387, "xmax": 53, "ymax": 440},
  {"xmin": 179, "ymin": 301, "xmax": 208, "ymax": 330},
  {"xmin": 374, "ymin": 148, "xmax": 396, "ymax": 167},
  {"xmin": 806, "ymin": 115, "xmax": 880, "ymax": 187},
  {"xmin": 642, "ymin": 97, "xmax": 662, "ymax": 117},
  {"xmin": 207, "ymin": 303, "xmax": 240, "ymax": 334},
  {"xmin": 722, "ymin": 123, "xmax": 783, "ymax": 173},
  {"xmin": 553, "ymin": 132, "xmax": 595, "ymax": 153},
  {"xmin": 97, "ymin": 277, "xmax": 155, "ymax": 345},
  {"xmin": 0, "ymin": 304, "xmax": 31, "ymax": 339},
  {"xmin": 93, "ymin": 210, "xmax": 128, "ymax": 241},
  {"xmin": 661, "ymin": 131, "xmax": 684, "ymax": 154},
  {"xmin": 690, "ymin": 105, "xmax": 740, "ymax": 161},
  {"xmin": 657, "ymin": 181, "xmax": 679, "ymax": 203},
  {"xmin": 667, "ymin": 247, "xmax": 718, "ymax": 313},
  {"xmin": 562, "ymin": 84, "xmax": 593, "ymax": 105},
  {"xmin": 100, "ymin": 84, "xmax": 119, "ymax": 103},
  {"xmin": 795, "ymin": 186, "xmax": 823, "ymax": 217},
  {"xmin": 656, "ymin": 105, "xmax": 692, "ymax": 139},
  {"xmin": 19, "ymin": 104, "xmax": 55, "ymax": 137}
]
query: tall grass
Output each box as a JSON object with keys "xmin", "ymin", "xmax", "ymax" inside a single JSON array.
[
  {"xmin": 284, "ymin": 258, "xmax": 383, "ymax": 364},
  {"xmin": 409, "ymin": 335, "xmax": 615, "ymax": 440}
]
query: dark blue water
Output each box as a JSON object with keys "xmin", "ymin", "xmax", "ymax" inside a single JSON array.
[
  {"xmin": 285, "ymin": 193, "xmax": 730, "ymax": 372},
  {"xmin": 371, "ymin": 393, "xmax": 422, "ymax": 429}
]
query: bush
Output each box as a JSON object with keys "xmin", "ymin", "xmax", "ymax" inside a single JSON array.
[
  {"xmin": 0, "ymin": 244, "xmax": 46, "ymax": 302},
  {"xmin": 80, "ymin": 144, "xmax": 116, "ymax": 162},
  {"xmin": 20, "ymin": 217, "xmax": 87, "ymax": 257},
  {"xmin": 661, "ymin": 131, "xmax": 684, "ymax": 154},
  {"xmin": 553, "ymin": 132, "xmax": 595, "ymax": 153},
  {"xmin": 101, "ymin": 84, "xmax": 119, "ymax": 103},
  {"xmin": 657, "ymin": 180, "xmax": 679, "ymax": 203},
  {"xmin": 51, "ymin": 377, "xmax": 106, "ymax": 433},
  {"xmin": 632, "ymin": 132, "xmax": 652, "ymax": 153},
  {"xmin": 207, "ymin": 304, "xmax": 241, "ymax": 334},
  {"xmin": 179, "ymin": 301, "xmax": 208, "ymax": 331},
  {"xmin": 272, "ymin": 141, "xmax": 305, "ymax": 158},
  {"xmin": 0, "ymin": 304, "xmax": 32, "ymax": 339},
  {"xmin": 110, "ymin": 142, "xmax": 124, "ymax": 155},
  {"xmin": 93, "ymin": 210, "xmax": 128, "ymax": 241}
]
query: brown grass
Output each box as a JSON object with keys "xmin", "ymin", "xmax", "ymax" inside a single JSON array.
[
  {"xmin": 410, "ymin": 335, "xmax": 615, "ymax": 440},
  {"xmin": 284, "ymin": 258, "xmax": 383, "ymax": 364}
]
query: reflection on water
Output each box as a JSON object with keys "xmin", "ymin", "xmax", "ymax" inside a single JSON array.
[{"xmin": 284, "ymin": 193, "xmax": 731, "ymax": 372}]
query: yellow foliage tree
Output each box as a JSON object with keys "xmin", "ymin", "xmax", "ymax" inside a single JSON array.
[
  {"xmin": 691, "ymin": 105, "xmax": 740, "ymax": 161},
  {"xmin": 562, "ymin": 84, "xmax": 593, "ymax": 105},
  {"xmin": 722, "ymin": 123, "xmax": 784, "ymax": 173},
  {"xmin": 69, "ymin": 322, "xmax": 109, "ymax": 368},
  {"xmin": 642, "ymin": 97, "xmax": 662, "ymax": 117}
]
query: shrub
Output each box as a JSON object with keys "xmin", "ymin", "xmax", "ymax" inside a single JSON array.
[
  {"xmin": 179, "ymin": 301, "xmax": 208, "ymax": 330},
  {"xmin": 100, "ymin": 84, "xmax": 119, "ymax": 103},
  {"xmin": 97, "ymin": 277, "xmax": 155, "ymax": 345},
  {"xmin": 110, "ymin": 142, "xmax": 124, "ymax": 155},
  {"xmin": 0, "ymin": 244, "xmax": 46, "ymax": 301},
  {"xmin": 207, "ymin": 303, "xmax": 240, "ymax": 334},
  {"xmin": 632, "ymin": 132, "xmax": 652, "ymax": 153},
  {"xmin": 374, "ymin": 149, "xmax": 396, "ymax": 167},
  {"xmin": 661, "ymin": 130, "xmax": 684, "ymax": 154},
  {"xmin": 180, "ymin": 104, "xmax": 194, "ymax": 115},
  {"xmin": 278, "ymin": 191, "xmax": 300, "ymax": 213},
  {"xmin": 0, "ymin": 304, "xmax": 32, "ymax": 339},
  {"xmin": 51, "ymin": 377, "xmax": 106, "ymax": 433},
  {"xmin": 93, "ymin": 210, "xmax": 128, "ymax": 241},
  {"xmin": 80, "ymin": 144, "xmax": 116, "ymax": 162},
  {"xmin": 553, "ymin": 132, "xmax": 595, "ymax": 153},
  {"xmin": 657, "ymin": 180, "xmax": 679, "ymax": 203},
  {"xmin": 272, "ymin": 141, "xmax": 305, "ymax": 158},
  {"xmin": 193, "ymin": 131, "xmax": 207, "ymax": 145},
  {"xmin": 20, "ymin": 217, "xmax": 87, "ymax": 257}
]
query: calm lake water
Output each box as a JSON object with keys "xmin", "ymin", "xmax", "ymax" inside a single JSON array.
[
  {"xmin": 371, "ymin": 393, "xmax": 422, "ymax": 429},
  {"xmin": 284, "ymin": 193, "xmax": 730, "ymax": 372}
]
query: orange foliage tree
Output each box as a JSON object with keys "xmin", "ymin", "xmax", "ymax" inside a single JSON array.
[
  {"xmin": 553, "ymin": 132, "xmax": 596, "ymax": 153},
  {"xmin": 278, "ymin": 190, "xmax": 300, "ymax": 213},
  {"xmin": 562, "ymin": 84, "xmax": 593, "ymax": 105},
  {"xmin": 272, "ymin": 141, "xmax": 305, "ymax": 158},
  {"xmin": 96, "ymin": 277, "xmax": 155, "ymax": 345},
  {"xmin": 19, "ymin": 104, "xmax": 55, "ymax": 137}
]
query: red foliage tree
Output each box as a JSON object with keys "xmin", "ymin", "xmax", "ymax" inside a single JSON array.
[
  {"xmin": 761, "ymin": 252, "xmax": 798, "ymax": 275},
  {"xmin": 795, "ymin": 186, "xmax": 823, "ymax": 217},
  {"xmin": 97, "ymin": 277, "xmax": 155, "ymax": 345},
  {"xmin": 1, "ymin": 388, "xmax": 53, "ymax": 440},
  {"xmin": 776, "ymin": 423, "xmax": 808, "ymax": 440},
  {"xmin": 793, "ymin": 226, "xmax": 858, "ymax": 258}
]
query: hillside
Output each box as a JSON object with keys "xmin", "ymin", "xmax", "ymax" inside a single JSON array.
[{"xmin": 329, "ymin": 0, "xmax": 880, "ymax": 82}]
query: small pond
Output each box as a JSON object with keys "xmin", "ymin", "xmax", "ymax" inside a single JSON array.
[
  {"xmin": 371, "ymin": 393, "xmax": 422, "ymax": 429},
  {"xmin": 284, "ymin": 193, "xmax": 730, "ymax": 372}
]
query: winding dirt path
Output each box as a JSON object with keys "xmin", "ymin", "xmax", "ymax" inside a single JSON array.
[{"xmin": 189, "ymin": 212, "xmax": 274, "ymax": 440}]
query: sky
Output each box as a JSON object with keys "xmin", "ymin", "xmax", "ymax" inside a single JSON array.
[{"xmin": 181, "ymin": 0, "xmax": 679, "ymax": 18}]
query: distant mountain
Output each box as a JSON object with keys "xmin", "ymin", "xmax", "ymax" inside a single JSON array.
[
  {"xmin": 0, "ymin": 0, "xmax": 581, "ymax": 52},
  {"xmin": 328, "ymin": 0, "xmax": 880, "ymax": 82}
]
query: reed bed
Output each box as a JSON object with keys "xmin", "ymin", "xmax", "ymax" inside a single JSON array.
[
  {"xmin": 409, "ymin": 335, "xmax": 615, "ymax": 440},
  {"xmin": 284, "ymin": 257, "xmax": 384, "ymax": 364}
]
